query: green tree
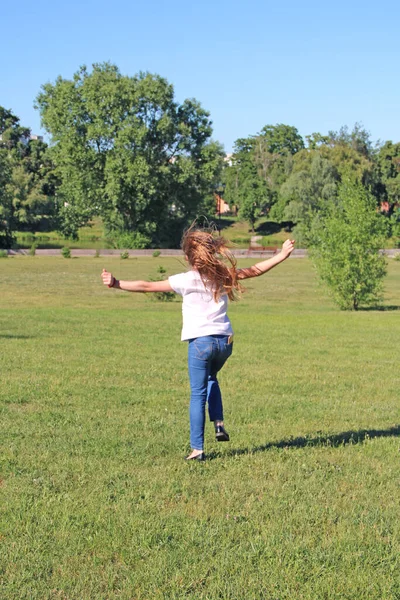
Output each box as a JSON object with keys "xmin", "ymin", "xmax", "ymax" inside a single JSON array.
[
  {"xmin": 223, "ymin": 138, "xmax": 269, "ymax": 231},
  {"xmin": 0, "ymin": 107, "xmax": 59, "ymax": 236},
  {"xmin": 310, "ymin": 179, "xmax": 387, "ymax": 310},
  {"xmin": 258, "ymin": 124, "xmax": 304, "ymax": 155},
  {"xmin": 269, "ymin": 151, "xmax": 339, "ymax": 245},
  {"xmin": 0, "ymin": 148, "xmax": 14, "ymax": 248},
  {"xmin": 0, "ymin": 107, "xmax": 30, "ymax": 150},
  {"xmin": 36, "ymin": 63, "xmax": 224, "ymax": 245},
  {"xmin": 376, "ymin": 141, "xmax": 400, "ymax": 212},
  {"xmin": 223, "ymin": 125, "xmax": 302, "ymax": 230},
  {"xmin": 326, "ymin": 123, "xmax": 373, "ymax": 159}
]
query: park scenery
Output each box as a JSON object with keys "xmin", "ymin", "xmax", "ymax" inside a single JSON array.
[
  {"xmin": 1, "ymin": 17, "xmax": 400, "ymax": 600},
  {"xmin": 1, "ymin": 252, "xmax": 400, "ymax": 599}
]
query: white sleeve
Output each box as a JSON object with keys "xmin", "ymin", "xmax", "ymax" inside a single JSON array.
[{"xmin": 168, "ymin": 272, "xmax": 189, "ymax": 296}]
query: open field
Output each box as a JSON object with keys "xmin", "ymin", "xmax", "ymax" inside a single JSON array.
[{"xmin": 1, "ymin": 256, "xmax": 400, "ymax": 599}]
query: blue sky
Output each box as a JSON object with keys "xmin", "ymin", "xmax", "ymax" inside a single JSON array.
[{"xmin": 2, "ymin": 0, "xmax": 399, "ymax": 151}]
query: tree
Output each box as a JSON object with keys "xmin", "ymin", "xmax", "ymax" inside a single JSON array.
[
  {"xmin": 0, "ymin": 107, "xmax": 30, "ymax": 150},
  {"xmin": 0, "ymin": 107, "xmax": 59, "ymax": 237},
  {"xmin": 259, "ymin": 124, "xmax": 304, "ymax": 155},
  {"xmin": 376, "ymin": 141, "xmax": 400, "ymax": 212},
  {"xmin": 326, "ymin": 123, "xmax": 373, "ymax": 159},
  {"xmin": 0, "ymin": 148, "xmax": 14, "ymax": 248},
  {"xmin": 272, "ymin": 152, "xmax": 338, "ymax": 223},
  {"xmin": 35, "ymin": 63, "xmax": 224, "ymax": 245},
  {"xmin": 223, "ymin": 125, "xmax": 302, "ymax": 230},
  {"xmin": 310, "ymin": 179, "xmax": 387, "ymax": 310},
  {"xmin": 223, "ymin": 138, "xmax": 269, "ymax": 231}
]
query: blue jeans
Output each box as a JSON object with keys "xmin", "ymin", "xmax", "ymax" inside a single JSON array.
[{"xmin": 187, "ymin": 335, "xmax": 233, "ymax": 451}]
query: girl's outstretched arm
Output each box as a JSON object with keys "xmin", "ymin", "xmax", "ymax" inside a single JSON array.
[
  {"xmin": 101, "ymin": 269, "xmax": 174, "ymax": 293},
  {"xmin": 237, "ymin": 239, "xmax": 295, "ymax": 280}
]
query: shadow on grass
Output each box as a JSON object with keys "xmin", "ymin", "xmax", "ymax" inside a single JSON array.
[
  {"xmin": 209, "ymin": 425, "xmax": 400, "ymax": 460},
  {"xmin": 214, "ymin": 218, "xmax": 237, "ymax": 231},
  {"xmin": 359, "ymin": 305, "xmax": 400, "ymax": 311},
  {"xmin": 0, "ymin": 334, "xmax": 34, "ymax": 339},
  {"xmin": 255, "ymin": 221, "xmax": 282, "ymax": 236}
]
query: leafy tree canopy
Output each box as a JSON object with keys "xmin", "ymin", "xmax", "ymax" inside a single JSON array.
[{"xmin": 35, "ymin": 63, "xmax": 224, "ymax": 245}]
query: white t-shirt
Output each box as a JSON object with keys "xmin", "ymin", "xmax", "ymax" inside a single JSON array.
[{"xmin": 168, "ymin": 270, "xmax": 234, "ymax": 341}]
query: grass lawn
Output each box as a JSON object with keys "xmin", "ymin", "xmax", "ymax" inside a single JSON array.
[
  {"xmin": 15, "ymin": 220, "xmax": 112, "ymax": 250},
  {"xmin": 1, "ymin": 256, "xmax": 399, "ymax": 599}
]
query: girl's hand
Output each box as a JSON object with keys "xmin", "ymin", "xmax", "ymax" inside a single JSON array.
[
  {"xmin": 280, "ymin": 239, "xmax": 295, "ymax": 259},
  {"xmin": 101, "ymin": 268, "xmax": 115, "ymax": 288}
]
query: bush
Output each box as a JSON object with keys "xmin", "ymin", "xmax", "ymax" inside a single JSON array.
[
  {"xmin": 21, "ymin": 234, "xmax": 36, "ymax": 243},
  {"xmin": 29, "ymin": 243, "xmax": 37, "ymax": 257},
  {"xmin": 152, "ymin": 250, "xmax": 161, "ymax": 257},
  {"xmin": 120, "ymin": 251, "xmax": 129, "ymax": 260},
  {"xmin": 150, "ymin": 266, "xmax": 176, "ymax": 302},
  {"xmin": 114, "ymin": 232, "xmax": 151, "ymax": 249},
  {"xmin": 0, "ymin": 250, "xmax": 8, "ymax": 258},
  {"xmin": 310, "ymin": 179, "xmax": 387, "ymax": 310},
  {"xmin": 61, "ymin": 247, "xmax": 71, "ymax": 259},
  {"xmin": 231, "ymin": 236, "xmax": 251, "ymax": 245},
  {"xmin": 394, "ymin": 253, "xmax": 400, "ymax": 262},
  {"xmin": 94, "ymin": 249, "xmax": 100, "ymax": 258}
]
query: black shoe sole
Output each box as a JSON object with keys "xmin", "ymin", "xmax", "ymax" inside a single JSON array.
[{"xmin": 215, "ymin": 425, "xmax": 230, "ymax": 442}]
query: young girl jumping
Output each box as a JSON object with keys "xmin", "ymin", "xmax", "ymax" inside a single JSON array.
[{"xmin": 101, "ymin": 228, "xmax": 295, "ymax": 461}]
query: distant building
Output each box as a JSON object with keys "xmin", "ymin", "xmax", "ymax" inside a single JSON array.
[
  {"xmin": 0, "ymin": 133, "xmax": 44, "ymax": 144},
  {"xmin": 224, "ymin": 153, "xmax": 233, "ymax": 166},
  {"xmin": 215, "ymin": 192, "xmax": 231, "ymax": 215},
  {"xmin": 380, "ymin": 200, "xmax": 399, "ymax": 214}
]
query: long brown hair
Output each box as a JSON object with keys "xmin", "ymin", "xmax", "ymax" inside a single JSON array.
[{"xmin": 181, "ymin": 227, "xmax": 242, "ymax": 301}]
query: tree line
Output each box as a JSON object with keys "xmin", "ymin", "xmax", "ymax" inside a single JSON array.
[
  {"xmin": 1, "ymin": 62, "xmax": 399, "ymax": 251},
  {"xmin": 223, "ymin": 123, "xmax": 400, "ymax": 245}
]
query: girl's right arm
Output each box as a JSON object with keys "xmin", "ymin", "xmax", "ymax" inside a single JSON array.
[
  {"xmin": 101, "ymin": 269, "xmax": 173, "ymax": 293},
  {"xmin": 237, "ymin": 239, "xmax": 295, "ymax": 280}
]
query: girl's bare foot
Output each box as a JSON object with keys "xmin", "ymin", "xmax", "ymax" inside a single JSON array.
[{"xmin": 185, "ymin": 450, "xmax": 205, "ymax": 461}]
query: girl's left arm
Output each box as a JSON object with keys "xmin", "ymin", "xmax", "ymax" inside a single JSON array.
[{"xmin": 101, "ymin": 269, "xmax": 173, "ymax": 293}]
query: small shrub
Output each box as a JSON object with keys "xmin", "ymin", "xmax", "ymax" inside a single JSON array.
[
  {"xmin": 94, "ymin": 249, "xmax": 100, "ymax": 258},
  {"xmin": 29, "ymin": 243, "xmax": 37, "ymax": 257},
  {"xmin": 22, "ymin": 234, "xmax": 36, "ymax": 243},
  {"xmin": 394, "ymin": 253, "xmax": 400, "ymax": 262},
  {"xmin": 115, "ymin": 232, "xmax": 151, "ymax": 249},
  {"xmin": 150, "ymin": 265, "xmax": 176, "ymax": 302},
  {"xmin": 0, "ymin": 250, "xmax": 8, "ymax": 258},
  {"xmin": 310, "ymin": 179, "xmax": 387, "ymax": 310},
  {"xmin": 152, "ymin": 250, "xmax": 161, "ymax": 257},
  {"xmin": 120, "ymin": 250, "xmax": 129, "ymax": 260},
  {"xmin": 61, "ymin": 247, "xmax": 71, "ymax": 259},
  {"xmin": 231, "ymin": 236, "xmax": 251, "ymax": 245}
]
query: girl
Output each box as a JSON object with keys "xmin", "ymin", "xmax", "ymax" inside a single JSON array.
[{"xmin": 101, "ymin": 229, "xmax": 295, "ymax": 461}]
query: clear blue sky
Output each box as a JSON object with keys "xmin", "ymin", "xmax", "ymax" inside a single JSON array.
[{"xmin": 2, "ymin": 0, "xmax": 399, "ymax": 151}]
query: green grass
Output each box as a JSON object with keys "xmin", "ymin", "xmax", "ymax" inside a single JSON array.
[
  {"xmin": 1, "ymin": 256, "xmax": 400, "ymax": 599},
  {"xmin": 217, "ymin": 216, "xmax": 290, "ymax": 248},
  {"xmin": 14, "ymin": 217, "xmax": 290, "ymax": 250},
  {"xmin": 14, "ymin": 216, "xmax": 400, "ymax": 250},
  {"xmin": 15, "ymin": 220, "xmax": 112, "ymax": 250}
]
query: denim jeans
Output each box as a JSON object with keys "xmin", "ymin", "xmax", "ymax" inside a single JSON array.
[{"xmin": 187, "ymin": 335, "xmax": 233, "ymax": 450}]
